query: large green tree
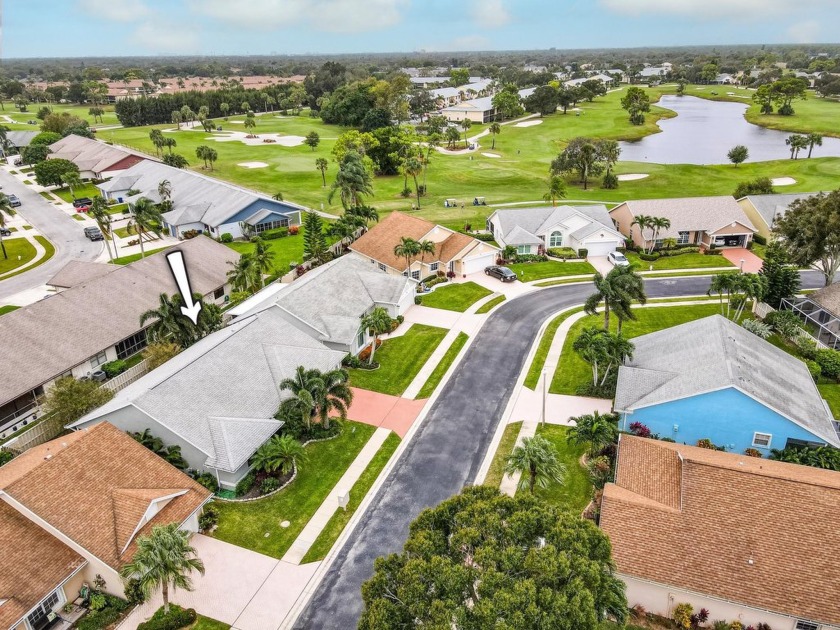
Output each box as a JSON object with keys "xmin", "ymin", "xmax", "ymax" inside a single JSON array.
[
  {"xmin": 328, "ymin": 151, "xmax": 373, "ymax": 209},
  {"xmin": 359, "ymin": 486, "xmax": 627, "ymax": 630},
  {"xmin": 550, "ymin": 137, "xmax": 604, "ymax": 190},
  {"xmin": 620, "ymin": 86, "xmax": 650, "ymax": 125},
  {"xmin": 40, "ymin": 376, "xmax": 114, "ymax": 427},
  {"xmin": 302, "ymin": 212, "xmax": 329, "ymax": 263},
  {"xmin": 33, "ymin": 158, "xmax": 79, "ymax": 187},
  {"xmin": 759, "ymin": 242, "xmax": 801, "ymax": 308},
  {"xmin": 774, "ymin": 190, "xmax": 840, "ymax": 286},
  {"xmin": 524, "ymin": 85, "xmax": 559, "ymax": 117}
]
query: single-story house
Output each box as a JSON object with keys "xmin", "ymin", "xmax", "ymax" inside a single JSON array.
[
  {"xmin": 1, "ymin": 131, "xmax": 38, "ymax": 155},
  {"xmin": 737, "ymin": 192, "xmax": 821, "ymax": 239},
  {"xmin": 350, "ymin": 211, "xmax": 500, "ymax": 279},
  {"xmin": 71, "ymin": 307, "xmax": 346, "ymax": 489},
  {"xmin": 713, "ymin": 73, "xmax": 737, "ymax": 84},
  {"xmin": 639, "ymin": 66, "xmax": 669, "ymax": 78},
  {"xmin": 609, "ymin": 196, "xmax": 757, "ymax": 250},
  {"xmin": 244, "ymin": 255, "xmax": 415, "ymax": 356},
  {"xmin": 441, "ymin": 96, "xmax": 496, "ymax": 123},
  {"xmin": 0, "ymin": 422, "xmax": 210, "ymax": 630},
  {"xmin": 601, "ymin": 435, "xmax": 840, "ymax": 630},
  {"xmin": 564, "ymin": 73, "xmax": 615, "ymax": 87},
  {"xmin": 47, "ymin": 135, "xmax": 150, "ymax": 180},
  {"xmin": 97, "ymin": 161, "xmax": 303, "ymax": 240},
  {"xmin": 0, "ymin": 237, "xmax": 236, "ymax": 441},
  {"xmin": 487, "ymin": 205, "xmax": 624, "ymax": 257},
  {"xmin": 783, "ymin": 282, "xmax": 840, "ymax": 350},
  {"xmin": 614, "ymin": 315, "xmax": 840, "ymax": 454}
]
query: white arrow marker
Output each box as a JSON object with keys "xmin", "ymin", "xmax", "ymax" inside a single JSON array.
[{"xmin": 166, "ymin": 250, "xmax": 202, "ymax": 325}]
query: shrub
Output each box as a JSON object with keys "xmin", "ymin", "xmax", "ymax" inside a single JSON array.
[
  {"xmin": 741, "ymin": 318, "xmax": 772, "ymax": 339},
  {"xmin": 261, "ymin": 227, "xmax": 289, "ymax": 240},
  {"xmin": 672, "ymin": 603, "xmax": 693, "ymax": 629},
  {"xmin": 546, "ymin": 247, "xmax": 578, "ymax": 260},
  {"xmin": 586, "ymin": 456, "xmax": 612, "ymax": 489},
  {"xmin": 469, "ymin": 232, "xmax": 495, "ymax": 242},
  {"xmin": 289, "ymin": 225, "xmax": 299, "ymax": 235},
  {"xmin": 198, "ymin": 504, "xmax": 218, "ymax": 531},
  {"xmin": 704, "ymin": 248, "xmax": 724, "ymax": 256},
  {"xmin": 513, "ymin": 253, "xmax": 547, "ymax": 263},
  {"xmin": 806, "ymin": 360, "xmax": 822, "ymax": 381},
  {"xmin": 75, "ymin": 596, "xmax": 128, "ymax": 630},
  {"xmin": 421, "ymin": 274, "xmax": 437, "ymax": 283},
  {"xmin": 181, "ymin": 229, "xmax": 201, "ymax": 239},
  {"xmin": 658, "ymin": 246, "xmax": 700, "ymax": 257},
  {"xmin": 396, "ymin": 315, "xmax": 404, "ymax": 324},
  {"xmin": 425, "ymin": 275, "xmax": 448, "ymax": 288},
  {"xmin": 137, "ymin": 605, "xmax": 197, "ymax": 630},
  {"xmin": 577, "ymin": 248, "xmax": 588, "ymax": 258},
  {"xmin": 235, "ymin": 471, "xmax": 256, "ymax": 497},
  {"xmin": 101, "ymin": 360, "xmax": 127, "ymax": 378},
  {"xmin": 260, "ymin": 477, "xmax": 281, "ymax": 494},
  {"xmin": 89, "ymin": 593, "xmax": 106, "ymax": 611},
  {"xmin": 696, "ymin": 438, "xmax": 723, "ymax": 450},
  {"xmin": 628, "ymin": 421, "xmax": 651, "ymax": 438},
  {"xmin": 414, "ymin": 296, "xmax": 423, "ymax": 305},
  {"xmin": 463, "ymin": 223, "xmax": 472, "ymax": 231},
  {"xmin": 446, "ymin": 270, "xmax": 456, "ymax": 278},
  {"xmin": 816, "ymin": 349, "xmax": 840, "ymax": 379},
  {"xmin": 601, "ymin": 172, "xmax": 619, "ymax": 189},
  {"xmin": 766, "ymin": 310, "xmax": 804, "ymax": 340},
  {"xmin": 638, "ymin": 252, "xmax": 660, "ymax": 261},
  {"xmin": 343, "ymin": 353, "xmax": 362, "ymax": 368},
  {"xmin": 124, "ymin": 578, "xmax": 146, "ymax": 605},
  {"xmin": 794, "ymin": 335, "xmax": 818, "ymax": 360},
  {"xmin": 220, "ymin": 232, "xmax": 233, "ymax": 243},
  {"xmin": 358, "ymin": 339, "xmax": 383, "ymax": 363},
  {"xmin": 195, "ymin": 472, "xmax": 218, "ymax": 493},
  {"xmin": 753, "ymin": 233, "xmax": 767, "ymax": 246},
  {"xmin": 744, "ymin": 448, "xmax": 763, "ymax": 457}
]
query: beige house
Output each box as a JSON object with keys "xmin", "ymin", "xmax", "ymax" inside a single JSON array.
[
  {"xmin": 601, "ymin": 435, "xmax": 840, "ymax": 630},
  {"xmin": 350, "ymin": 212, "xmax": 499, "ymax": 279},
  {"xmin": 737, "ymin": 192, "xmax": 821, "ymax": 239},
  {"xmin": 609, "ymin": 196, "xmax": 756, "ymax": 250},
  {"xmin": 0, "ymin": 423, "xmax": 210, "ymax": 630}
]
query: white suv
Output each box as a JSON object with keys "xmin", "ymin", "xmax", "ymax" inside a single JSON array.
[{"xmin": 607, "ymin": 251, "xmax": 630, "ymax": 266}]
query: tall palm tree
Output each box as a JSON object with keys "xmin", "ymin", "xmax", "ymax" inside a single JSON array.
[
  {"xmin": 346, "ymin": 205, "xmax": 379, "ymax": 228},
  {"xmin": 278, "ymin": 366, "xmax": 322, "ymax": 431},
  {"xmin": 157, "ymin": 179, "xmax": 172, "ymax": 212},
  {"xmin": 313, "ymin": 368, "xmax": 353, "ymax": 430},
  {"xmin": 806, "ymin": 133, "xmax": 823, "ymax": 158},
  {"xmin": 171, "ymin": 110, "xmax": 182, "ymax": 129},
  {"xmin": 88, "ymin": 197, "xmax": 114, "ymax": 262},
  {"xmin": 328, "ymin": 152, "xmax": 373, "ymax": 210},
  {"xmin": 226, "ymin": 254, "xmax": 258, "ymax": 293},
  {"xmin": 488, "ymin": 122, "xmax": 501, "ymax": 150},
  {"xmin": 315, "ymin": 158, "xmax": 328, "ymax": 187},
  {"xmin": 403, "ymin": 156, "xmax": 424, "ymax": 208},
  {"xmin": 567, "ymin": 411, "xmax": 619, "ymax": 457},
  {"xmin": 251, "ymin": 237, "xmax": 275, "ymax": 289},
  {"xmin": 149, "ymin": 129, "xmax": 164, "ymax": 156},
  {"xmin": 584, "ymin": 266, "xmax": 647, "ymax": 332},
  {"xmin": 127, "ymin": 197, "xmax": 163, "ymax": 259},
  {"xmin": 459, "ymin": 118, "xmax": 472, "ymax": 148},
  {"xmin": 140, "ymin": 293, "xmax": 187, "ymax": 343},
  {"xmin": 359, "ymin": 307, "xmax": 392, "ymax": 366},
  {"xmin": 542, "ymin": 176, "xmax": 567, "ymax": 207},
  {"xmin": 119, "ymin": 523, "xmax": 205, "ymax": 615},
  {"xmin": 417, "ymin": 239, "xmax": 436, "ymax": 269},
  {"xmin": 393, "ymin": 237, "xmax": 421, "ymax": 273},
  {"xmin": 630, "ymin": 214, "xmax": 653, "ymax": 252},
  {"xmin": 251, "ymin": 434, "xmax": 307, "ymax": 475},
  {"xmin": 0, "ymin": 193, "xmax": 14, "ymax": 259},
  {"xmin": 732, "ymin": 273, "xmax": 767, "ymax": 321},
  {"xmin": 649, "ymin": 217, "xmax": 671, "ymax": 251},
  {"xmin": 504, "ymin": 434, "xmax": 566, "ymax": 494},
  {"xmin": 707, "ymin": 272, "xmax": 739, "ymax": 318}
]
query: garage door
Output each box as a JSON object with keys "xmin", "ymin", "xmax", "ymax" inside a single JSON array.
[
  {"xmin": 463, "ymin": 252, "xmax": 497, "ymax": 275},
  {"xmin": 584, "ymin": 241, "xmax": 618, "ymax": 257}
]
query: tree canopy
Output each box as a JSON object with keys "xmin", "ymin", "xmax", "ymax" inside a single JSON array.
[{"xmin": 773, "ymin": 189, "xmax": 840, "ymax": 285}]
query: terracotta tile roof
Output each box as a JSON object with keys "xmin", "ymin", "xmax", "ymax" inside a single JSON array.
[
  {"xmin": 0, "ymin": 502, "xmax": 84, "ymax": 630},
  {"xmin": 437, "ymin": 232, "xmax": 475, "ymax": 263},
  {"xmin": 0, "ymin": 423, "xmax": 210, "ymax": 571},
  {"xmin": 601, "ymin": 435, "xmax": 840, "ymax": 625},
  {"xmin": 350, "ymin": 212, "xmax": 434, "ymax": 271}
]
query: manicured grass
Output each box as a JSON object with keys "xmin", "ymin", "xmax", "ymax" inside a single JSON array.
[
  {"xmin": 508, "ymin": 260, "xmax": 595, "ymax": 282},
  {"xmin": 626, "ymin": 251, "xmax": 735, "ymax": 270},
  {"xmin": 527, "ymin": 425, "xmax": 592, "ymax": 514},
  {"xmin": 226, "ymin": 235, "xmax": 304, "ymax": 278},
  {"xmin": 348, "ymin": 324, "xmax": 448, "ymax": 396},
  {"xmin": 523, "ymin": 307, "xmax": 584, "ymax": 390},
  {"xmin": 818, "ymin": 383, "xmax": 840, "ymax": 420},
  {"xmin": 416, "ymin": 332, "xmax": 469, "ymax": 399},
  {"xmin": 534, "ymin": 278, "xmax": 592, "ymax": 287},
  {"xmin": 483, "ymin": 421, "xmax": 522, "ymax": 488},
  {"xmin": 53, "ymin": 183, "xmax": 102, "ymax": 203},
  {"xmin": 474, "ymin": 294, "xmax": 506, "ymax": 314},
  {"xmin": 212, "ymin": 421, "xmax": 375, "ymax": 558},
  {"xmin": 38, "ymin": 191, "xmax": 55, "ymax": 201},
  {"xmin": 1, "ymin": 101, "xmax": 122, "ymax": 127},
  {"xmin": 72, "ymin": 214, "xmax": 86, "ymax": 222},
  {"xmin": 751, "ymin": 243, "xmax": 767, "ymax": 260},
  {"xmin": 643, "ymin": 269, "xmax": 738, "ymax": 278},
  {"xmin": 0, "ymin": 305, "xmax": 20, "ymax": 316},
  {"xmin": 192, "ymin": 616, "xmax": 230, "ymax": 630},
  {"xmin": 22, "ymin": 179, "xmax": 32, "ymax": 185},
  {"xmin": 113, "ymin": 226, "xmax": 131, "ymax": 238},
  {"xmin": 418, "ymin": 281, "xmax": 492, "ymax": 312},
  {"xmin": 111, "ymin": 247, "xmax": 169, "ymax": 265},
  {"xmin": 0, "ymin": 237, "xmax": 37, "ymax": 275},
  {"xmin": 0, "ymin": 236, "xmax": 55, "ymax": 280},
  {"xmin": 301, "ymin": 431, "xmax": 401, "ymax": 563},
  {"xmin": 550, "ymin": 303, "xmax": 725, "ymax": 395}
]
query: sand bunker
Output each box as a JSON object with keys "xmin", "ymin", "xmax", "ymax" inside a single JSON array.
[
  {"xmin": 206, "ymin": 132, "xmax": 306, "ymax": 147},
  {"xmin": 514, "ymin": 119, "xmax": 543, "ymax": 128},
  {"xmin": 238, "ymin": 161, "xmax": 269, "ymax": 169},
  {"xmin": 771, "ymin": 177, "xmax": 796, "ymax": 186},
  {"xmin": 617, "ymin": 173, "xmax": 649, "ymax": 181},
  {"xmin": 482, "ymin": 152, "xmax": 501, "ymax": 158}
]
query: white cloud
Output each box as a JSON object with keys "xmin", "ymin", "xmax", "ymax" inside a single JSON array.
[
  {"xmin": 787, "ymin": 20, "xmax": 822, "ymax": 43},
  {"xmin": 130, "ymin": 22, "xmax": 199, "ymax": 53},
  {"xmin": 190, "ymin": 0, "xmax": 408, "ymax": 33},
  {"xmin": 471, "ymin": 0, "xmax": 510, "ymax": 28},
  {"xmin": 599, "ymin": 0, "xmax": 830, "ymax": 19},
  {"xmin": 78, "ymin": 0, "xmax": 151, "ymax": 22}
]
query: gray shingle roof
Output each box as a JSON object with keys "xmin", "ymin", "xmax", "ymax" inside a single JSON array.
[
  {"xmin": 492, "ymin": 204, "xmax": 619, "ymax": 244},
  {"xmin": 808, "ymin": 283, "xmax": 840, "ymax": 318},
  {"xmin": 74, "ymin": 307, "xmax": 345, "ymax": 472},
  {"xmin": 98, "ymin": 175, "xmax": 140, "ymax": 193},
  {"xmin": 614, "ymin": 196, "xmax": 756, "ymax": 238},
  {"xmin": 162, "ymin": 203, "xmax": 211, "ymax": 226},
  {"xmin": 5, "ymin": 131, "xmax": 38, "ymax": 148},
  {"xmin": 47, "ymin": 260, "xmax": 117, "ymax": 289},
  {"xmin": 48, "ymin": 135, "xmax": 148, "ymax": 174},
  {"xmin": 614, "ymin": 315, "xmax": 839, "ymax": 446},
  {"xmin": 741, "ymin": 193, "xmax": 822, "ymax": 230},
  {"xmin": 0, "ymin": 237, "xmax": 236, "ymax": 406}
]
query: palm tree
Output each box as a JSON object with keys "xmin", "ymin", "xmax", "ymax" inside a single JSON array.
[
  {"xmin": 278, "ymin": 366, "xmax": 322, "ymax": 431},
  {"xmin": 393, "ymin": 236, "xmax": 421, "ymax": 273},
  {"xmin": 786, "ymin": 134, "xmax": 809, "ymax": 160},
  {"xmin": 171, "ymin": 110, "xmax": 182, "ymax": 129},
  {"xmin": 251, "ymin": 237, "xmax": 275, "ymax": 289},
  {"xmin": 346, "ymin": 205, "xmax": 379, "ymax": 228},
  {"xmin": 89, "ymin": 197, "xmax": 114, "ymax": 262},
  {"xmin": 226, "ymin": 254, "xmax": 258, "ymax": 293},
  {"xmin": 542, "ymin": 176, "xmax": 567, "ymax": 207},
  {"xmin": 251, "ymin": 434, "xmax": 307, "ymax": 475},
  {"xmin": 417, "ymin": 239, "xmax": 436, "ymax": 269},
  {"xmin": 630, "ymin": 214, "xmax": 654, "ymax": 252},
  {"xmin": 162, "ymin": 137, "xmax": 177, "ymax": 155},
  {"xmin": 649, "ymin": 217, "xmax": 671, "ymax": 251},
  {"xmin": 195, "ymin": 145, "xmax": 210, "ymax": 169},
  {"xmin": 140, "ymin": 293, "xmax": 187, "ymax": 343},
  {"xmin": 119, "ymin": 523, "xmax": 205, "ymax": 615},
  {"xmin": 313, "ymin": 368, "xmax": 353, "ymax": 430},
  {"xmin": 315, "ymin": 158, "xmax": 328, "ymax": 187},
  {"xmin": 127, "ymin": 197, "xmax": 163, "ymax": 259},
  {"xmin": 403, "ymin": 156, "xmax": 424, "ymax": 208},
  {"xmin": 573, "ymin": 327, "xmax": 634, "ymax": 388},
  {"xmin": 806, "ymin": 133, "xmax": 823, "ymax": 158},
  {"xmin": 459, "ymin": 118, "xmax": 472, "ymax": 148},
  {"xmin": 359, "ymin": 307, "xmax": 392, "ymax": 366},
  {"xmin": 567, "ymin": 411, "xmax": 619, "ymax": 457},
  {"xmin": 149, "ymin": 129, "xmax": 165, "ymax": 156},
  {"xmin": 584, "ymin": 266, "xmax": 647, "ymax": 332},
  {"xmin": 328, "ymin": 152, "xmax": 373, "ymax": 209},
  {"xmin": 707, "ymin": 272, "xmax": 739, "ymax": 318},
  {"xmin": 488, "ymin": 122, "xmax": 501, "ymax": 150},
  {"xmin": 0, "ymin": 193, "xmax": 14, "ymax": 259},
  {"xmin": 504, "ymin": 434, "xmax": 566, "ymax": 494},
  {"xmin": 732, "ymin": 273, "xmax": 767, "ymax": 321},
  {"xmin": 243, "ymin": 117, "xmax": 257, "ymax": 136}
]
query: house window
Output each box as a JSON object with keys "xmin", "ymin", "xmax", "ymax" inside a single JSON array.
[
  {"xmin": 26, "ymin": 589, "xmax": 62, "ymax": 630},
  {"xmin": 411, "ymin": 270, "xmax": 420, "ymax": 280},
  {"xmin": 486, "ymin": 220, "xmax": 494, "ymax": 234},
  {"xmin": 677, "ymin": 231, "xmax": 689, "ymax": 244},
  {"xmin": 795, "ymin": 621, "xmax": 819, "ymax": 630},
  {"xmin": 548, "ymin": 231, "xmax": 563, "ymax": 247},
  {"xmin": 116, "ymin": 330, "xmax": 147, "ymax": 360},
  {"xmin": 357, "ymin": 329, "xmax": 366, "ymax": 349},
  {"xmin": 90, "ymin": 350, "xmax": 107, "ymax": 369},
  {"xmin": 429, "ymin": 262, "xmax": 439, "ymax": 272},
  {"xmin": 516, "ymin": 245, "xmax": 530, "ymax": 255},
  {"xmin": 448, "ymin": 261, "xmax": 454, "ymax": 272},
  {"xmin": 254, "ymin": 217, "xmax": 289, "ymax": 233},
  {"xmin": 213, "ymin": 286, "xmax": 224, "ymax": 300},
  {"xmin": 752, "ymin": 432, "xmax": 772, "ymax": 448}
]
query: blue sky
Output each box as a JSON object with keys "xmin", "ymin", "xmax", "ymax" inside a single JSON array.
[{"xmin": 3, "ymin": 0, "xmax": 836, "ymax": 59}]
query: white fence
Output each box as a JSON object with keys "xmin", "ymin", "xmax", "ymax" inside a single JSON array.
[
  {"xmin": 101, "ymin": 359, "xmax": 149, "ymax": 393},
  {"xmin": 752, "ymin": 301, "xmax": 775, "ymax": 319}
]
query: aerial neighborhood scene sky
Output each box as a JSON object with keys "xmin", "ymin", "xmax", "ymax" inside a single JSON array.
[{"xmin": 2, "ymin": 2, "xmax": 840, "ymax": 630}]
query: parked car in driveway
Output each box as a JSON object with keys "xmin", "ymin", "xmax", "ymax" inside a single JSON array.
[
  {"xmin": 485, "ymin": 265, "xmax": 517, "ymax": 282},
  {"xmin": 73, "ymin": 198, "xmax": 93, "ymax": 208},
  {"xmin": 0, "ymin": 227, "xmax": 11, "ymax": 237},
  {"xmin": 7, "ymin": 194, "xmax": 21, "ymax": 208},
  {"xmin": 608, "ymin": 251, "xmax": 630, "ymax": 267},
  {"xmin": 84, "ymin": 227, "xmax": 103, "ymax": 241}
]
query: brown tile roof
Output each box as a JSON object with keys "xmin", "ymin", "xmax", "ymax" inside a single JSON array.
[
  {"xmin": 437, "ymin": 232, "xmax": 475, "ymax": 263},
  {"xmin": 0, "ymin": 422, "xmax": 210, "ymax": 571},
  {"xmin": 350, "ymin": 212, "xmax": 435, "ymax": 271},
  {"xmin": 601, "ymin": 435, "xmax": 840, "ymax": 625},
  {"xmin": 0, "ymin": 502, "xmax": 84, "ymax": 630}
]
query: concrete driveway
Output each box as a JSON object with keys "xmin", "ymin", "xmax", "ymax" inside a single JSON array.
[{"xmin": 588, "ymin": 255, "xmax": 614, "ymax": 276}]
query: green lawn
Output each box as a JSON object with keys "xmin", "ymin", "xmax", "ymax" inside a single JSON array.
[
  {"xmin": 226, "ymin": 235, "xmax": 303, "ymax": 278},
  {"xmin": 0, "ymin": 238, "xmax": 37, "ymax": 275},
  {"xmin": 192, "ymin": 617, "xmax": 230, "ymax": 630},
  {"xmin": 348, "ymin": 324, "xmax": 448, "ymax": 396},
  {"xmin": 483, "ymin": 421, "xmax": 522, "ymax": 488},
  {"xmin": 474, "ymin": 294, "xmax": 506, "ymax": 314},
  {"xmin": 643, "ymin": 269, "xmax": 739, "ymax": 278},
  {"xmin": 418, "ymin": 281, "xmax": 492, "ymax": 312},
  {"xmin": 551, "ymin": 303, "xmax": 725, "ymax": 395},
  {"xmin": 526, "ymin": 425, "xmax": 592, "ymax": 514},
  {"xmin": 301, "ymin": 431, "xmax": 400, "ymax": 563},
  {"xmin": 0, "ymin": 305, "xmax": 19, "ymax": 316},
  {"xmin": 53, "ymin": 183, "xmax": 102, "ymax": 203},
  {"xmin": 111, "ymin": 247, "xmax": 169, "ymax": 265},
  {"xmin": 113, "ymin": 226, "xmax": 131, "ymax": 238},
  {"xmin": 0, "ymin": 236, "xmax": 55, "ymax": 279},
  {"xmin": 1, "ymin": 102, "xmax": 122, "ymax": 128},
  {"xmin": 523, "ymin": 307, "xmax": 584, "ymax": 390},
  {"xmin": 212, "ymin": 421, "xmax": 375, "ymax": 558},
  {"xmin": 534, "ymin": 278, "xmax": 592, "ymax": 287},
  {"xmin": 626, "ymin": 251, "xmax": 735, "ymax": 270},
  {"xmin": 416, "ymin": 332, "xmax": 469, "ymax": 399},
  {"xmin": 508, "ymin": 260, "xmax": 596, "ymax": 282}
]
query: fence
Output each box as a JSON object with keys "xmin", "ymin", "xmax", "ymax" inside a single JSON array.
[
  {"xmin": 1, "ymin": 414, "xmax": 64, "ymax": 455},
  {"xmin": 101, "ymin": 359, "xmax": 149, "ymax": 393},
  {"xmin": 752, "ymin": 301, "xmax": 775, "ymax": 319}
]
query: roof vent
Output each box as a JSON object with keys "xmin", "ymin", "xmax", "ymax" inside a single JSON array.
[{"xmin": 43, "ymin": 449, "xmax": 52, "ymax": 460}]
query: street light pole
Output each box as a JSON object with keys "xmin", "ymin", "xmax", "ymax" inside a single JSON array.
[{"xmin": 541, "ymin": 368, "xmax": 547, "ymax": 426}]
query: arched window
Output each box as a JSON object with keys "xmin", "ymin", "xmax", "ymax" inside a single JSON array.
[{"xmin": 549, "ymin": 231, "xmax": 563, "ymax": 247}]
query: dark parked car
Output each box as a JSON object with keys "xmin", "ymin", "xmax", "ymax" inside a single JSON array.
[
  {"xmin": 0, "ymin": 227, "xmax": 11, "ymax": 237},
  {"xmin": 73, "ymin": 197, "xmax": 93, "ymax": 208},
  {"xmin": 7, "ymin": 194, "xmax": 21, "ymax": 207},
  {"xmin": 84, "ymin": 227, "xmax": 104, "ymax": 241},
  {"xmin": 484, "ymin": 265, "xmax": 517, "ymax": 282}
]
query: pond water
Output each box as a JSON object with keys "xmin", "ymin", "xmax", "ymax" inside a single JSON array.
[{"xmin": 618, "ymin": 95, "xmax": 840, "ymax": 165}]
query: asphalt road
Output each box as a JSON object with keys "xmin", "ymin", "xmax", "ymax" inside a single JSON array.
[
  {"xmin": 295, "ymin": 271, "xmax": 826, "ymax": 629},
  {"xmin": 0, "ymin": 169, "xmax": 103, "ymax": 301}
]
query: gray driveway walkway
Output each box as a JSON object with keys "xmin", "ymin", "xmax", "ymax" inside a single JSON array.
[
  {"xmin": 0, "ymin": 170, "xmax": 103, "ymax": 301},
  {"xmin": 294, "ymin": 272, "xmax": 826, "ymax": 628}
]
